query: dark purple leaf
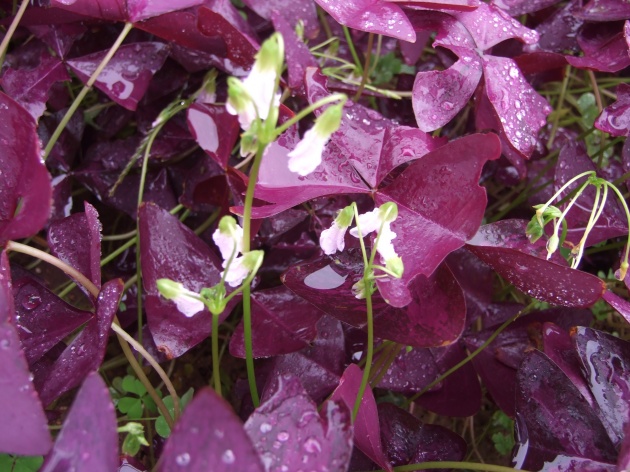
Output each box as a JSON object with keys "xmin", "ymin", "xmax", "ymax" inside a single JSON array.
[
  {"xmin": 573, "ymin": 327, "xmax": 630, "ymax": 447},
  {"xmin": 554, "ymin": 141, "xmax": 627, "ymax": 247},
  {"xmin": 197, "ymin": 5, "xmax": 258, "ymax": 72},
  {"xmin": 47, "ymin": 202, "xmax": 102, "ymax": 297},
  {"xmin": 284, "ymin": 251, "xmax": 466, "ymax": 347},
  {"xmin": 491, "ymin": 0, "xmax": 561, "ymax": 15},
  {"xmin": 157, "ymin": 388, "xmax": 264, "ymax": 472},
  {"xmin": 139, "ymin": 202, "xmax": 230, "ymax": 359},
  {"xmin": 40, "ymin": 373, "xmax": 117, "ymax": 472},
  {"xmin": 271, "ymin": 12, "xmax": 318, "ymax": 96},
  {"xmin": 377, "ymin": 403, "xmax": 466, "ymax": 466},
  {"xmin": 67, "ymin": 42, "xmax": 169, "ymax": 111},
  {"xmin": 28, "ymin": 23, "xmax": 87, "ymax": 59},
  {"xmin": 619, "ymin": 424, "xmax": 630, "ymax": 472},
  {"xmin": 566, "ymin": 24, "xmax": 630, "ymax": 73},
  {"xmin": 329, "ymin": 364, "xmax": 392, "ymax": 471},
  {"xmin": 534, "ymin": 1, "xmax": 583, "ymax": 53},
  {"xmin": 0, "ymin": 50, "xmax": 69, "ymax": 121},
  {"xmin": 268, "ymin": 315, "xmax": 346, "ymax": 403},
  {"xmin": 0, "ymin": 252, "xmax": 51, "ymax": 456},
  {"xmin": 513, "ymin": 350, "xmax": 616, "ymax": 471},
  {"xmin": 575, "ymin": 0, "xmax": 630, "ymax": 21},
  {"xmin": 243, "ymin": 0, "xmax": 319, "ymax": 38},
  {"xmin": 12, "ymin": 269, "xmax": 93, "ymax": 366},
  {"xmin": 466, "ymin": 220, "xmax": 606, "ymax": 307},
  {"xmin": 244, "ymin": 374, "xmax": 353, "ymax": 471},
  {"xmin": 603, "ymin": 290, "xmax": 630, "ymax": 325},
  {"xmin": 0, "ymin": 91, "xmax": 52, "ymax": 246},
  {"xmin": 230, "ymin": 285, "xmax": 323, "ymax": 358},
  {"xmin": 314, "ymin": 0, "xmax": 415, "ymax": 42},
  {"xmin": 595, "ymin": 83, "xmax": 630, "ymax": 137},
  {"xmin": 174, "ymin": 152, "xmax": 229, "ymax": 212},
  {"xmin": 186, "ymin": 103, "xmax": 240, "ymax": 169},
  {"xmin": 49, "ymin": 0, "xmax": 204, "ymax": 22},
  {"xmin": 376, "ymin": 133, "xmax": 500, "ymax": 297},
  {"xmin": 37, "ymin": 279, "xmax": 122, "ymax": 406}
]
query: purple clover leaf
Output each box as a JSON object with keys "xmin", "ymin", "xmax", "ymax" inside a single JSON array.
[
  {"xmin": 409, "ymin": 4, "xmax": 552, "ymax": 158},
  {"xmin": 595, "ymin": 83, "xmax": 630, "ymax": 137}
]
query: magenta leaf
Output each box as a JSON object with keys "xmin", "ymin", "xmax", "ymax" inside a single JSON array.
[
  {"xmin": 157, "ymin": 388, "xmax": 264, "ymax": 472},
  {"xmin": 283, "ymin": 251, "xmax": 466, "ymax": 347},
  {"xmin": 573, "ymin": 327, "xmax": 630, "ymax": 447},
  {"xmin": 244, "ymin": 374, "xmax": 353, "ymax": 471},
  {"xmin": 47, "ymin": 202, "xmax": 102, "ymax": 297},
  {"xmin": 67, "ymin": 42, "xmax": 169, "ymax": 111},
  {"xmin": 0, "ymin": 252, "xmax": 51, "ymax": 456},
  {"xmin": 566, "ymin": 23, "xmax": 630, "ymax": 73},
  {"xmin": 37, "ymin": 279, "xmax": 122, "ymax": 406},
  {"xmin": 186, "ymin": 103, "xmax": 240, "ymax": 169},
  {"xmin": 40, "ymin": 373, "xmax": 117, "ymax": 472},
  {"xmin": 0, "ymin": 91, "xmax": 52, "ymax": 246},
  {"xmin": 0, "ymin": 50, "xmax": 69, "ymax": 121},
  {"xmin": 268, "ymin": 315, "xmax": 346, "ymax": 403},
  {"xmin": 314, "ymin": 0, "xmax": 415, "ymax": 42},
  {"xmin": 491, "ymin": 0, "xmax": 561, "ymax": 15},
  {"xmin": 243, "ymin": 0, "xmax": 319, "ymax": 38},
  {"xmin": 329, "ymin": 364, "xmax": 392, "ymax": 471},
  {"xmin": 229, "ymin": 285, "xmax": 323, "ymax": 358},
  {"xmin": 603, "ymin": 290, "xmax": 630, "ymax": 325},
  {"xmin": 49, "ymin": 0, "xmax": 204, "ymax": 22},
  {"xmin": 138, "ymin": 202, "xmax": 230, "ymax": 359},
  {"xmin": 11, "ymin": 268, "xmax": 93, "ymax": 366},
  {"xmin": 513, "ymin": 350, "xmax": 616, "ymax": 471},
  {"xmin": 378, "ymin": 403, "xmax": 466, "ymax": 466},
  {"xmin": 575, "ymin": 0, "xmax": 630, "ymax": 21},
  {"xmin": 595, "ymin": 83, "xmax": 630, "ymax": 137},
  {"xmin": 466, "ymin": 220, "xmax": 606, "ymax": 307}
]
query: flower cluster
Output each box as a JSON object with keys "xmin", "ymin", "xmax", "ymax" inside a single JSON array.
[{"xmin": 212, "ymin": 216, "xmax": 262, "ymax": 288}]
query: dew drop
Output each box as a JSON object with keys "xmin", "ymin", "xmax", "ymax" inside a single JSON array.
[
  {"xmin": 175, "ymin": 453, "xmax": 191, "ymax": 466},
  {"xmin": 260, "ymin": 422, "xmax": 272, "ymax": 433},
  {"xmin": 277, "ymin": 431, "xmax": 290, "ymax": 442},
  {"xmin": 222, "ymin": 449, "xmax": 235, "ymax": 464}
]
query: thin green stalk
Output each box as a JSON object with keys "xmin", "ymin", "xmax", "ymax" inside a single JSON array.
[
  {"xmin": 43, "ymin": 22, "xmax": 134, "ymax": 160},
  {"xmin": 0, "ymin": 0, "xmax": 29, "ymax": 69},
  {"xmin": 212, "ymin": 313, "xmax": 222, "ymax": 396},
  {"xmin": 354, "ymin": 33, "xmax": 374, "ymax": 101},
  {"xmin": 353, "ymin": 275, "xmax": 374, "ymax": 421},
  {"xmin": 407, "ymin": 303, "xmax": 534, "ymax": 405},
  {"xmin": 274, "ymin": 93, "xmax": 346, "ymax": 136},
  {"xmin": 547, "ymin": 65, "xmax": 571, "ymax": 149},
  {"xmin": 240, "ymin": 145, "xmax": 266, "ymax": 407},
  {"xmin": 342, "ymin": 25, "xmax": 363, "ymax": 74}
]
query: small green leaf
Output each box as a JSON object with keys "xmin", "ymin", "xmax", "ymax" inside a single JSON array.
[
  {"xmin": 121, "ymin": 375, "xmax": 146, "ymax": 396},
  {"xmin": 0, "ymin": 455, "xmax": 44, "ymax": 472},
  {"xmin": 155, "ymin": 415, "xmax": 171, "ymax": 438},
  {"xmin": 492, "ymin": 432, "xmax": 514, "ymax": 456},
  {"xmin": 118, "ymin": 397, "xmax": 143, "ymax": 419}
]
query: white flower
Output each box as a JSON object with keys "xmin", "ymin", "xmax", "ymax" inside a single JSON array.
[
  {"xmin": 288, "ymin": 127, "xmax": 329, "ymax": 176},
  {"xmin": 320, "ymin": 220, "xmax": 348, "ymax": 255},
  {"xmin": 349, "ymin": 208, "xmax": 382, "ymax": 238},
  {"xmin": 349, "ymin": 203, "xmax": 402, "ymax": 267},
  {"xmin": 212, "ymin": 218, "xmax": 243, "ymax": 262},
  {"xmin": 374, "ymin": 224, "xmax": 398, "ymax": 261},
  {"xmin": 156, "ymin": 279, "xmax": 204, "ymax": 318},
  {"xmin": 221, "ymin": 255, "xmax": 250, "ymax": 287}
]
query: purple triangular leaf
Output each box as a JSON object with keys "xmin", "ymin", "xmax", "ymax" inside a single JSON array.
[
  {"xmin": 37, "ymin": 279, "xmax": 122, "ymax": 406},
  {"xmin": 157, "ymin": 388, "xmax": 264, "ymax": 471},
  {"xmin": 314, "ymin": 0, "xmax": 415, "ymax": 42},
  {"xmin": 243, "ymin": 0, "xmax": 319, "ymax": 38},
  {"xmin": 573, "ymin": 327, "xmax": 630, "ymax": 447},
  {"xmin": 329, "ymin": 364, "xmax": 392, "ymax": 471},
  {"xmin": 244, "ymin": 374, "xmax": 353, "ymax": 471},
  {"xmin": 0, "ymin": 251, "xmax": 51, "ymax": 456},
  {"xmin": 186, "ymin": 103, "xmax": 240, "ymax": 169},
  {"xmin": 47, "ymin": 201, "xmax": 102, "ymax": 298},
  {"xmin": 595, "ymin": 83, "xmax": 630, "ymax": 137},
  {"xmin": 49, "ymin": 0, "xmax": 204, "ymax": 22},
  {"xmin": 12, "ymin": 268, "xmax": 93, "ymax": 366},
  {"xmin": 566, "ymin": 24, "xmax": 630, "ymax": 73},
  {"xmin": 376, "ymin": 133, "xmax": 501, "ymax": 291},
  {"xmin": 40, "ymin": 373, "xmax": 117, "ymax": 472},
  {"xmin": 229, "ymin": 285, "xmax": 323, "ymax": 358},
  {"xmin": 466, "ymin": 220, "xmax": 606, "ymax": 307},
  {"xmin": 0, "ymin": 91, "xmax": 52, "ymax": 246},
  {"xmin": 139, "ymin": 202, "xmax": 230, "ymax": 359},
  {"xmin": 67, "ymin": 42, "xmax": 169, "ymax": 111},
  {"xmin": 575, "ymin": 0, "xmax": 630, "ymax": 22}
]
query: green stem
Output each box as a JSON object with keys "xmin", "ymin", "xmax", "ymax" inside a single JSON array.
[
  {"xmin": 547, "ymin": 65, "xmax": 571, "ymax": 149},
  {"xmin": 354, "ymin": 33, "xmax": 374, "ymax": 101},
  {"xmin": 240, "ymin": 145, "xmax": 266, "ymax": 407},
  {"xmin": 342, "ymin": 26, "xmax": 363, "ymax": 75},
  {"xmin": 274, "ymin": 93, "xmax": 346, "ymax": 137},
  {"xmin": 0, "ymin": 0, "xmax": 29, "ymax": 69},
  {"xmin": 43, "ymin": 22, "xmax": 134, "ymax": 160},
  {"xmin": 407, "ymin": 303, "xmax": 533, "ymax": 404},
  {"xmin": 212, "ymin": 313, "xmax": 222, "ymax": 396},
  {"xmin": 353, "ymin": 270, "xmax": 374, "ymax": 422}
]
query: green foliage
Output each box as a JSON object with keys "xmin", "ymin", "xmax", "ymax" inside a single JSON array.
[
  {"xmin": 111, "ymin": 375, "xmax": 158, "ymax": 420},
  {"xmin": 491, "ymin": 411, "xmax": 515, "ymax": 456},
  {"xmin": 370, "ymin": 52, "xmax": 414, "ymax": 86},
  {"xmin": 155, "ymin": 388, "xmax": 195, "ymax": 438},
  {"xmin": 0, "ymin": 455, "xmax": 43, "ymax": 472}
]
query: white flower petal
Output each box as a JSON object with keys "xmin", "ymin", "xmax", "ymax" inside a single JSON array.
[
  {"xmin": 222, "ymin": 256, "xmax": 251, "ymax": 287},
  {"xmin": 212, "ymin": 224, "xmax": 244, "ymax": 262},
  {"xmin": 287, "ymin": 128, "xmax": 328, "ymax": 176},
  {"xmin": 172, "ymin": 292, "xmax": 204, "ymax": 318},
  {"xmin": 243, "ymin": 67, "xmax": 279, "ymax": 122},
  {"xmin": 320, "ymin": 221, "xmax": 347, "ymax": 255},
  {"xmin": 376, "ymin": 224, "xmax": 398, "ymax": 262},
  {"xmin": 349, "ymin": 209, "xmax": 382, "ymax": 238}
]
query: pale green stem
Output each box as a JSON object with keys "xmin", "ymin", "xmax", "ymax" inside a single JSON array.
[
  {"xmin": 354, "ymin": 33, "xmax": 374, "ymax": 101},
  {"xmin": 274, "ymin": 93, "xmax": 346, "ymax": 137},
  {"xmin": 0, "ymin": 0, "xmax": 29, "ymax": 69},
  {"xmin": 342, "ymin": 26, "xmax": 363, "ymax": 75},
  {"xmin": 5, "ymin": 240, "xmax": 178, "ymax": 426},
  {"xmin": 551, "ymin": 180, "xmax": 590, "ymax": 241},
  {"xmin": 212, "ymin": 313, "xmax": 222, "ymax": 396},
  {"xmin": 547, "ymin": 65, "xmax": 571, "ymax": 149},
  {"xmin": 572, "ymin": 184, "xmax": 604, "ymax": 269},
  {"xmin": 43, "ymin": 22, "xmax": 134, "ymax": 160},
  {"xmin": 536, "ymin": 171, "xmax": 594, "ymax": 225}
]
